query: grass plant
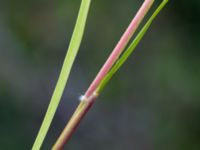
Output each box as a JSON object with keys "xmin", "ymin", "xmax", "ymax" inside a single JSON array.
[
  {"xmin": 53, "ymin": 0, "xmax": 168, "ymax": 149},
  {"xmin": 32, "ymin": 0, "xmax": 168, "ymax": 149}
]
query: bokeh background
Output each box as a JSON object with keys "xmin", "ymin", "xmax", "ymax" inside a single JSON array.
[{"xmin": 0, "ymin": 0, "xmax": 199, "ymax": 149}]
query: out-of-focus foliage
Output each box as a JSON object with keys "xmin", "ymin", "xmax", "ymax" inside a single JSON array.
[{"xmin": 0, "ymin": 0, "xmax": 199, "ymax": 149}]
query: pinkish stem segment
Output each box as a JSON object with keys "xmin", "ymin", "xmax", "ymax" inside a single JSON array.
[
  {"xmin": 53, "ymin": 0, "xmax": 155, "ymax": 149},
  {"xmin": 85, "ymin": 0, "xmax": 154, "ymax": 99}
]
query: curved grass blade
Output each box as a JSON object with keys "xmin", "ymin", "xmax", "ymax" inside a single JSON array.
[
  {"xmin": 97, "ymin": 0, "xmax": 169, "ymax": 93},
  {"xmin": 32, "ymin": 0, "xmax": 92, "ymax": 149}
]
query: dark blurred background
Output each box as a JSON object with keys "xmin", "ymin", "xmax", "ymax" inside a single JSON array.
[{"xmin": 0, "ymin": 0, "xmax": 199, "ymax": 149}]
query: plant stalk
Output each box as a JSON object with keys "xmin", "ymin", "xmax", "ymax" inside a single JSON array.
[
  {"xmin": 85, "ymin": 0, "xmax": 154, "ymax": 98},
  {"xmin": 52, "ymin": 0, "xmax": 154, "ymax": 149},
  {"xmin": 52, "ymin": 95, "xmax": 98, "ymax": 150}
]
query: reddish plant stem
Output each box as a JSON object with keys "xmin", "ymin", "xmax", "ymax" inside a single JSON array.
[
  {"xmin": 85, "ymin": 0, "xmax": 154, "ymax": 98},
  {"xmin": 53, "ymin": 0, "xmax": 154, "ymax": 149}
]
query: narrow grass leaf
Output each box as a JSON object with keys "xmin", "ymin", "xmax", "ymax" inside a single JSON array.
[
  {"xmin": 97, "ymin": 0, "xmax": 168, "ymax": 93},
  {"xmin": 32, "ymin": 0, "xmax": 91, "ymax": 149}
]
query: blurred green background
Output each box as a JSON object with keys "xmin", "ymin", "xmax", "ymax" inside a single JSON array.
[{"xmin": 0, "ymin": 0, "xmax": 200, "ymax": 149}]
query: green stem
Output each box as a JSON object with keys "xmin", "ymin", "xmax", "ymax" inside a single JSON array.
[{"xmin": 32, "ymin": 0, "xmax": 91, "ymax": 149}]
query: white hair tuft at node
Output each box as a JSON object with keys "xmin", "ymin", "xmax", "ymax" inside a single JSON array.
[{"xmin": 79, "ymin": 95, "xmax": 86, "ymax": 102}]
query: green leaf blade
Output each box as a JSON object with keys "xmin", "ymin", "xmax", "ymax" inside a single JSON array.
[
  {"xmin": 97, "ymin": 0, "xmax": 168, "ymax": 93},
  {"xmin": 32, "ymin": 0, "xmax": 91, "ymax": 149}
]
